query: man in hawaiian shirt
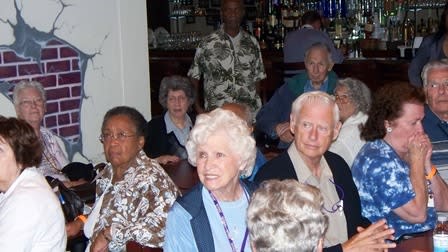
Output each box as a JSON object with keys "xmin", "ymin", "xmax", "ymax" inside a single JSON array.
[{"xmin": 188, "ymin": 0, "xmax": 266, "ymax": 117}]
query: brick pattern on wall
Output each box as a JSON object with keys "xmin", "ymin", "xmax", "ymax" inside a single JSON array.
[{"xmin": 0, "ymin": 39, "xmax": 82, "ymax": 143}]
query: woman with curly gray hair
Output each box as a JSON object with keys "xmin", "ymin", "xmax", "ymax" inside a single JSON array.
[
  {"xmin": 144, "ymin": 75, "xmax": 196, "ymax": 165},
  {"xmin": 164, "ymin": 108, "xmax": 257, "ymax": 252},
  {"xmin": 329, "ymin": 77, "xmax": 371, "ymax": 167}
]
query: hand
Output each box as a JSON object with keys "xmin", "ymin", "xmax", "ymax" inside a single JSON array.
[
  {"xmin": 66, "ymin": 219, "xmax": 83, "ymax": 238},
  {"xmin": 156, "ymin": 155, "xmax": 180, "ymax": 165},
  {"xmin": 90, "ymin": 228, "xmax": 110, "ymax": 252},
  {"xmin": 406, "ymin": 133, "xmax": 430, "ymax": 172},
  {"xmin": 275, "ymin": 122, "xmax": 294, "ymax": 143},
  {"xmin": 342, "ymin": 219, "xmax": 396, "ymax": 252}
]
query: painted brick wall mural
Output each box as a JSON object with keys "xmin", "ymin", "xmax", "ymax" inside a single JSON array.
[{"xmin": 0, "ymin": 39, "xmax": 82, "ymax": 143}]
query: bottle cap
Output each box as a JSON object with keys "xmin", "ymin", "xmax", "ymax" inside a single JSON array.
[{"xmin": 438, "ymin": 215, "xmax": 448, "ymax": 221}]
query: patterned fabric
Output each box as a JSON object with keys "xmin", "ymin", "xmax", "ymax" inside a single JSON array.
[
  {"xmin": 188, "ymin": 27, "xmax": 266, "ymax": 114},
  {"xmin": 39, "ymin": 127, "xmax": 69, "ymax": 181},
  {"xmin": 92, "ymin": 150, "xmax": 180, "ymax": 250},
  {"xmin": 352, "ymin": 139, "xmax": 436, "ymax": 239}
]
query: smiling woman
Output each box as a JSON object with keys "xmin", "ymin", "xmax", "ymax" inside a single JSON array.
[{"xmin": 164, "ymin": 108, "xmax": 257, "ymax": 252}]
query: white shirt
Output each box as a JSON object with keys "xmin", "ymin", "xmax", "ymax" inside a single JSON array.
[
  {"xmin": 330, "ymin": 112, "xmax": 368, "ymax": 167},
  {"xmin": 0, "ymin": 168, "xmax": 67, "ymax": 252}
]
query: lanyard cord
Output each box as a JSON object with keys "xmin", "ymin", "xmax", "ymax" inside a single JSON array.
[{"xmin": 208, "ymin": 186, "xmax": 249, "ymax": 252}]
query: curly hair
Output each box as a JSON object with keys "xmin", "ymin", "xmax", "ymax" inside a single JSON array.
[
  {"xmin": 336, "ymin": 78, "xmax": 371, "ymax": 114},
  {"xmin": 158, "ymin": 75, "xmax": 196, "ymax": 110},
  {"xmin": 361, "ymin": 82, "xmax": 425, "ymax": 141},
  {"xmin": 101, "ymin": 106, "xmax": 147, "ymax": 137},
  {"xmin": 0, "ymin": 116, "xmax": 42, "ymax": 169},
  {"xmin": 12, "ymin": 80, "xmax": 46, "ymax": 105},
  {"xmin": 186, "ymin": 108, "xmax": 256, "ymax": 177},
  {"xmin": 247, "ymin": 179, "xmax": 328, "ymax": 252}
]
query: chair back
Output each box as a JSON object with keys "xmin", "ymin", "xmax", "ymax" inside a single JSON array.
[{"xmin": 282, "ymin": 62, "xmax": 306, "ymax": 80}]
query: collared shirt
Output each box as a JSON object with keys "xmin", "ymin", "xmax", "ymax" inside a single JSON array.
[
  {"xmin": 89, "ymin": 150, "xmax": 179, "ymax": 251},
  {"xmin": 164, "ymin": 112, "xmax": 192, "ymax": 149},
  {"xmin": 287, "ymin": 145, "xmax": 348, "ymax": 247},
  {"xmin": 304, "ymin": 77, "xmax": 329, "ymax": 93},
  {"xmin": 422, "ymin": 104, "xmax": 448, "ymax": 142},
  {"xmin": 352, "ymin": 139, "xmax": 436, "ymax": 239},
  {"xmin": 329, "ymin": 112, "xmax": 368, "ymax": 167},
  {"xmin": 188, "ymin": 27, "xmax": 266, "ymax": 115},
  {"xmin": 39, "ymin": 127, "xmax": 69, "ymax": 181}
]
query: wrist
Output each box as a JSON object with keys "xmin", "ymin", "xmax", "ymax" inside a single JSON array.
[
  {"xmin": 426, "ymin": 165, "xmax": 438, "ymax": 180},
  {"xmin": 102, "ymin": 228, "xmax": 112, "ymax": 242}
]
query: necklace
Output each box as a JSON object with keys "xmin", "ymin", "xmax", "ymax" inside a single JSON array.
[{"xmin": 208, "ymin": 186, "xmax": 250, "ymax": 252}]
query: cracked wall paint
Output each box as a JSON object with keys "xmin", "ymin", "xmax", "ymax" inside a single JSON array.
[{"xmin": 0, "ymin": 0, "xmax": 150, "ymax": 163}]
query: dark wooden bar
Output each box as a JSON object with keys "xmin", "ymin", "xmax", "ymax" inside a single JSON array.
[{"xmin": 149, "ymin": 49, "xmax": 410, "ymax": 116}]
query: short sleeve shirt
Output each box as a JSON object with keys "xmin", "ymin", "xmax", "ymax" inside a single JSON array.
[
  {"xmin": 188, "ymin": 27, "xmax": 266, "ymax": 114},
  {"xmin": 352, "ymin": 139, "xmax": 436, "ymax": 239}
]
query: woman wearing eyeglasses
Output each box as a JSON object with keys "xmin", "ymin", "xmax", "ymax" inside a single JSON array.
[
  {"xmin": 352, "ymin": 83, "xmax": 448, "ymax": 240},
  {"xmin": 329, "ymin": 78, "xmax": 371, "ymax": 167},
  {"xmin": 13, "ymin": 80, "xmax": 70, "ymax": 182},
  {"xmin": 66, "ymin": 106, "xmax": 179, "ymax": 252},
  {"xmin": 144, "ymin": 75, "xmax": 196, "ymax": 165}
]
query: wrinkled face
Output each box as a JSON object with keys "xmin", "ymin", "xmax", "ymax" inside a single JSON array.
[
  {"xmin": 0, "ymin": 137, "xmax": 20, "ymax": 192},
  {"xmin": 305, "ymin": 48, "xmax": 332, "ymax": 85},
  {"xmin": 167, "ymin": 89, "xmax": 189, "ymax": 119},
  {"xmin": 102, "ymin": 115, "xmax": 144, "ymax": 171},
  {"xmin": 425, "ymin": 68, "xmax": 448, "ymax": 118},
  {"xmin": 15, "ymin": 87, "xmax": 45, "ymax": 126},
  {"xmin": 221, "ymin": 0, "xmax": 244, "ymax": 30},
  {"xmin": 291, "ymin": 102, "xmax": 339, "ymax": 162},
  {"xmin": 196, "ymin": 130, "xmax": 243, "ymax": 199},
  {"xmin": 334, "ymin": 85, "xmax": 353, "ymax": 122},
  {"xmin": 386, "ymin": 103, "xmax": 425, "ymax": 155}
]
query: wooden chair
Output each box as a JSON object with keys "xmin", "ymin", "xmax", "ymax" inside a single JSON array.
[{"xmin": 282, "ymin": 62, "xmax": 306, "ymax": 80}]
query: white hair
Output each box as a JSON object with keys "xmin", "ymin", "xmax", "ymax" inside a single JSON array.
[
  {"xmin": 247, "ymin": 179, "xmax": 328, "ymax": 252},
  {"xmin": 12, "ymin": 80, "xmax": 46, "ymax": 105},
  {"xmin": 186, "ymin": 108, "xmax": 256, "ymax": 177},
  {"xmin": 291, "ymin": 91, "xmax": 339, "ymax": 126}
]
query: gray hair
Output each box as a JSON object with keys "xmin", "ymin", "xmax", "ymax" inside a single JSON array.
[
  {"xmin": 13, "ymin": 80, "xmax": 46, "ymax": 105},
  {"xmin": 291, "ymin": 91, "xmax": 340, "ymax": 126},
  {"xmin": 304, "ymin": 42, "xmax": 334, "ymax": 67},
  {"xmin": 336, "ymin": 78, "xmax": 371, "ymax": 114},
  {"xmin": 186, "ymin": 108, "xmax": 256, "ymax": 178},
  {"xmin": 247, "ymin": 179, "xmax": 328, "ymax": 252},
  {"xmin": 421, "ymin": 59, "xmax": 448, "ymax": 86},
  {"xmin": 159, "ymin": 75, "xmax": 195, "ymax": 109}
]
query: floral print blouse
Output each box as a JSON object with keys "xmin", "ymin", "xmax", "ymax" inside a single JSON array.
[{"xmin": 92, "ymin": 150, "xmax": 179, "ymax": 250}]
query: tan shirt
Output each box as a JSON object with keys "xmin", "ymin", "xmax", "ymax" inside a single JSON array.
[{"xmin": 288, "ymin": 145, "xmax": 348, "ymax": 247}]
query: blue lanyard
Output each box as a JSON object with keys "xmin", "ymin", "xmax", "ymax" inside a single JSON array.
[{"xmin": 208, "ymin": 187, "xmax": 249, "ymax": 252}]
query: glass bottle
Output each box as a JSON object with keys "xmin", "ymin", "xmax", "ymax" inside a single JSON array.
[{"xmin": 434, "ymin": 215, "xmax": 448, "ymax": 252}]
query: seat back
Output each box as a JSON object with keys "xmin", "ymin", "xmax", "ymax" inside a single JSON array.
[{"xmin": 282, "ymin": 62, "xmax": 306, "ymax": 80}]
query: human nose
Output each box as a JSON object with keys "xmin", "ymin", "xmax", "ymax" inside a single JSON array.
[{"xmin": 309, "ymin": 126, "xmax": 318, "ymax": 140}]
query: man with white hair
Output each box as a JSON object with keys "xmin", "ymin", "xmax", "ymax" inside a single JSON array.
[{"xmin": 255, "ymin": 91, "xmax": 396, "ymax": 252}]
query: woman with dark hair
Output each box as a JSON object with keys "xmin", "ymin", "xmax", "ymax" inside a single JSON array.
[
  {"xmin": 144, "ymin": 75, "xmax": 196, "ymax": 164},
  {"xmin": 409, "ymin": 3, "xmax": 448, "ymax": 86},
  {"xmin": 352, "ymin": 83, "xmax": 448, "ymax": 240},
  {"xmin": 0, "ymin": 116, "xmax": 66, "ymax": 251},
  {"xmin": 66, "ymin": 106, "xmax": 179, "ymax": 251}
]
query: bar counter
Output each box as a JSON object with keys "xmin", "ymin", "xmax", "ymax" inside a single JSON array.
[{"xmin": 149, "ymin": 48, "xmax": 410, "ymax": 115}]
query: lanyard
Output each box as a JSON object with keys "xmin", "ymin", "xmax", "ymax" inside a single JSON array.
[{"xmin": 208, "ymin": 187, "xmax": 249, "ymax": 252}]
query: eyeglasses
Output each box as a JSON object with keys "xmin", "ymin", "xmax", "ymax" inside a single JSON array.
[
  {"xmin": 99, "ymin": 132, "xmax": 136, "ymax": 143},
  {"xmin": 19, "ymin": 98, "xmax": 44, "ymax": 108},
  {"xmin": 427, "ymin": 80, "xmax": 448, "ymax": 90},
  {"xmin": 334, "ymin": 94, "xmax": 349, "ymax": 102}
]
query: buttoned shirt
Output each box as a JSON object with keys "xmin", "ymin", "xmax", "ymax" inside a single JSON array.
[
  {"xmin": 288, "ymin": 145, "xmax": 348, "ymax": 247},
  {"xmin": 188, "ymin": 27, "xmax": 266, "ymax": 115}
]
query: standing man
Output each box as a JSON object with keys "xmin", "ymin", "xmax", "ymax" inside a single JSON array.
[
  {"xmin": 421, "ymin": 60, "xmax": 448, "ymax": 141},
  {"xmin": 188, "ymin": 0, "xmax": 266, "ymax": 116},
  {"xmin": 255, "ymin": 91, "xmax": 396, "ymax": 252},
  {"xmin": 283, "ymin": 11, "xmax": 344, "ymax": 64}
]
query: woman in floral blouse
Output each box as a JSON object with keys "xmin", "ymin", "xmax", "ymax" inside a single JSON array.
[{"xmin": 66, "ymin": 106, "xmax": 179, "ymax": 251}]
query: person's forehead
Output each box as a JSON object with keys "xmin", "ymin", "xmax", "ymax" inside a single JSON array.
[
  {"xmin": 428, "ymin": 67, "xmax": 448, "ymax": 80},
  {"xmin": 298, "ymin": 102, "xmax": 334, "ymax": 121},
  {"xmin": 18, "ymin": 87, "xmax": 41, "ymax": 98},
  {"xmin": 306, "ymin": 48, "xmax": 329, "ymax": 62}
]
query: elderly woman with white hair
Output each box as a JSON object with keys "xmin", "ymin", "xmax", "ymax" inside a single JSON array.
[
  {"xmin": 163, "ymin": 108, "xmax": 257, "ymax": 252},
  {"xmin": 144, "ymin": 75, "xmax": 196, "ymax": 165},
  {"xmin": 329, "ymin": 78, "xmax": 371, "ymax": 167},
  {"xmin": 247, "ymin": 179, "xmax": 328, "ymax": 252}
]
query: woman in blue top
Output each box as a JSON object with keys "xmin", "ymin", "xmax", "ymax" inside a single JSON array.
[
  {"xmin": 352, "ymin": 82, "xmax": 448, "ymax": 239},
  {"xmin": 163, "ymin": 108, "xmax": 257, "ymax": 252}
]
